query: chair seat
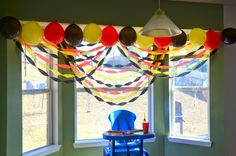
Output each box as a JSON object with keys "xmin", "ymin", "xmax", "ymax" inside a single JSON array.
[{"xmin": 103, "ymin": 146, "xmax": 149, "ymax": 156}]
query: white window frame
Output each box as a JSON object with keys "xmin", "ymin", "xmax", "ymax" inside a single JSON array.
[
  {"xmin": 74, "ymin": 84, "xmax": 155, "ymax": 148},
  {"xmin": 22, "ymin": 49, "xmax": 61, "ymax": 156},
  {"xmin": 168, "ymin": 59, "xmax": 212, "ymax": 147}
]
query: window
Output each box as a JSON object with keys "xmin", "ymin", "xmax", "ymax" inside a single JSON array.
[
  {"xmin": 75, "ymin": 44, "xmax": 154, "ymax": 146},
  {"xmin": 22, "ymin": 48, "xmax": 56, "ymax": 153},
  {"xmin": 169, "ymin": 55, "xmax": 210, "ymax": 144}
]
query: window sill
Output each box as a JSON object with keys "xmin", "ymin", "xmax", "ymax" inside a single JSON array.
[
  {"xmin": 74, "ymin": 136, "xmax": 156, "ymax": 148},
  {"xmin": 168, "ymin": 136, "xmax": 212, "ymax": 147},
  {"xmin": 74, "ymin": 139, "xmax": 109, "ymax": 148},
  {"xmin": 23, "ymin": 145, "xmax": 61, "ymax": 156}
]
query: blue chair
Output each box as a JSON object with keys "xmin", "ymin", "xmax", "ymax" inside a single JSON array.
[{"xmin": 103, "ymin": 109, "xmax": 150, "ymax": 156}]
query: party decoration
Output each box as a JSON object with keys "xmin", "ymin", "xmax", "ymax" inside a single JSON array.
[
  {"xmin": 204, "ymin": 30, "xmax": 221, "ymax": 50},
  {"xmin": 65, "ymin": 23, "xmax": 83, "ymax": 47},
  {"xmin": 136, "ymin": 34, "xmax": 153, "ymax": 48},
  {"xmin": 101, "ymin": 25, "xmax": 118, "ymax": 47},
  {"xmin": 221, "ymin": 27, "xmax": 236, "ymax": 45},
  {"xmin": 189, "ymin": 28, "xmax": 206, "ymax": 45},
  {"xmin": 2, "ymin": 16, "xmax": 233, "ymax": 105},
  {"xmin": 21, "ymin": 21, "xmax": 43, "ymax": 45},
  {"xmin": 154, "ymin": 37, "xmax": 172, "ymax": 48},
  {"xmin": 44, "ymin": 21, "xmax": 64, "ymax": 44},
  {"xmin": 0, "ymin": 16, "xmax": 21, "ymax": 39},
  {"xmin": 172, "ymin": 30, "xmax": 187, "ymax": 47},
  {"xmin": 119, "ymin": 26, "xmax": 137, "ymax": 46},
  {"xmin": 83, "ymin": 23, "xmax": 102, "ymax": 43}
]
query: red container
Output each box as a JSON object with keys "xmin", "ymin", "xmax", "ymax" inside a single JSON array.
[{"xmin": 142, "ymin": 122, "xmax": 149, "ymax": 134}]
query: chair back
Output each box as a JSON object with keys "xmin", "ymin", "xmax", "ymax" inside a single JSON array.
[{"xmin": 108, "ymin": 110, "xmax": 136, "ymax": 131}]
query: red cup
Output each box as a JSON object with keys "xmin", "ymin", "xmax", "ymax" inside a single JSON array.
[{"xmin": 142, "ymin": 122, "xmax": 149, "ymax": 134}]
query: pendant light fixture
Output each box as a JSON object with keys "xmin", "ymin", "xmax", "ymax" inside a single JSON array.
[{"xmin": 140, "ymin": 0, "xmax": 182, "ymax": 37}]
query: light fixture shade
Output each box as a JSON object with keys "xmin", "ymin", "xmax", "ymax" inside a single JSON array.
[{"xmin": 140, "ymin": 9, "xmax": 182, "ymax": 37}]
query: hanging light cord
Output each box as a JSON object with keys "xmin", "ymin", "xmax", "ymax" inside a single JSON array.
[{"xmin": 158, "ymin": 0, "xmax": 161, "ymax": 10}]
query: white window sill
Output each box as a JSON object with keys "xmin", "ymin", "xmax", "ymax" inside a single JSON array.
[
  {"xmin": 74, "ymin": 139, "xmax": 109, "ymax": 148},
  {"xmin": 74, "ymin": 136, "xmax": 156, "ymax": 148},
  {"xmin": 168, "ymin": 136, "xmax": 212, "ymax": 147},
  {"xmin": 23, "ymin": 145, "xmax": 61, "ymax": 156}
]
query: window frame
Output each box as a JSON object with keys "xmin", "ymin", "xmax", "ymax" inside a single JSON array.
[
  {"xmin": 74, "ymin": 84, "xmax": 155, "ymax": 148},
  {"xmin": 22, "ymin": 49, "xmax": 61, "ymax": 155},
  {"xmin": 168, "ymin": 59, "xmax": 212, "ymax": 147}
]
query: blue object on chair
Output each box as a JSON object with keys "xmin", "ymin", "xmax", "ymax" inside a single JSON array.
[{"xmin": 103, "ymin": 109, "xmax": 150, "ymax": 156}]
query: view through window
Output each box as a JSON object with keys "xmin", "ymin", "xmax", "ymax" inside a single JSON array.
[
  {"xmin": 169, "ymin": 57, "xmax": 210, "ymax": 140},
  {"xmin": 75, "ymin": 45, "xmax": 153, "ymax": 141},
  {"xmin": 22, "ymin": 51, "xmax": 51, "ymax": 152}
]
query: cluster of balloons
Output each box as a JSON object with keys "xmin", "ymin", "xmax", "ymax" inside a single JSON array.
[{"xmin": 0, "ymin": 16, "xmax": 236, "ymax": 49}]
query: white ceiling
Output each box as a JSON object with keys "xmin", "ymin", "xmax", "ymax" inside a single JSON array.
[{"xmin": 169, "ymin": 0, "xmax": 236, "ymax": 5}]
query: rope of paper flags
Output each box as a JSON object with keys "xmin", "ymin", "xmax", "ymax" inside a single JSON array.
[{"xmin": 1, "ymin": 16, "xmax": 235, "ymax": 105}]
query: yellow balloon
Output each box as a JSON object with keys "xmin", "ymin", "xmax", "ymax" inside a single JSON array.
[
  {"xmin": 83, "ymin": 23, "xmax": 102, "ymax": 43},
  {"xmin": 136, "ymin": 34, "xmax": 153, "ymax": 48},
  {"xmin": 21, "ymin": 21, "xmax": 43, "ymax": 46},
  {"xmin": 189, "ymin": 28, "xmax": 206, "ymax": 45}
]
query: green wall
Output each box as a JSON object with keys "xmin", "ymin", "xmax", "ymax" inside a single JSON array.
[{"xmin": 0, "ymin": 0, "xmax": 223, "ymax": 156}]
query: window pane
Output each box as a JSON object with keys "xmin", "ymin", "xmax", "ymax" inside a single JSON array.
[
  {"xmin": 172, "ymin": 90, "xmax": 209, "ymax": 138},
  {"xmin": 22, "ymin": 54, "xmax": 50, "ymax": 152},
  {"xmin": 170, "ymin": 59, "xmax": 209, "ymax": 139},
  {"xmin": 22, "ymin": 92, "xmax": 49, "ymax": 152},
  {"xmin": 75, "ymin": 45, "xmax": 151, "ymax": 141},
  {"xmin": 76, "ymin": 87, "xmax": 148, "ymax": 140},
  {"xmin": 173, "ymin": 60, "xmax": 209, "ymax": 87}
]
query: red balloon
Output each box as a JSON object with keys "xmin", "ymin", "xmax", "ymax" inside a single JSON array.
[
  {"xmin": 154, "ymin": 37, "xmax": 172, "ymax": 48},
  {"xmin": 204, "ymin": 30, "xmax": 221, "ymax": 50},
  {"xmin": 44, "ymin": 21, "xmax": 64, "ymax": 44},
  {"xmin": 101, "ymin": 25, "xmax": 118, "ymax": 47}
]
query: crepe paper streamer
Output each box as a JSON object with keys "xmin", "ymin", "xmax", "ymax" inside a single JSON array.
[
  {"xmin": 119, "ymin": 44, "xmax": 211, "ymax": 77},
  {"xmin": 75, "ymin": 74, "xmax": 157, "ymax": 105},
  {"xmin": 81, "ymin": 75, "xmax": 150, "ymax": 98},
  {"xmin": 20, "ymin": 41, "xmax": 74, "ymax": 78},
  {"xmin": 72, "ymin": 48, "xmax": 112, "ymax": 78},
  {"xmin": 157, "ymin": 49, "xmax": 208, "ymax": 69},
  {"xmin": 124, "ymin": 44, "xmax": 208, "ymax": 70},
  {"xmin": 19, "ymin": 44, "xmax": 75, "ymax": 83},
  {"xmin": 132, "ymin": 42, "xmax": 193, "ymax": 55},
  {"xmin": 22, "ymin": 44, "xmax": 76, "ymax": 78}
]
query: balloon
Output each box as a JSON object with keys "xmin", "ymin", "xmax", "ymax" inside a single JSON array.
[
  {"xmin": 221, "ymin": 27, "xmax": 236, "ymax": 45},
  {"xmin": 204, "ymin": 30, "xmax": 221, "ymax": 50},
  {"xmin": 0, "ymin": 16, "xmax": 21, "ymax": 39},
  {"xmin": 101, "ymin": 25, "xmax": 118, "ymax": 47},
  {"xmin": 65, "ymin": 23, "xmax": 83, "ymax": 47},
  {"xmin": 83, "ymin": 23, "xmax": 102, "ymax": 43},
  {"xmin": 44, "ymin": 21, "xmax": 64, "ymax": 44},
  {"xmin": 189, "ymin": 28, "xmax": 206, "ymax": 45},
  {"xmin": 154, "ymin": 37, "xmax": 172, "ymax": 48},
  {"xmin": 21, "ymin": 21, "xmax": 43, "ymax": 45},
  {"xmin": 119, "ymin": 26, "xmax": 137, "ymax": 46},
  {"xmin": 172, "ymin": 30, "xmax": 187, "ymax": 47},
  {"xmin": 136, "ymin": 34, "xmax": 153, "ymax": 48}
]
